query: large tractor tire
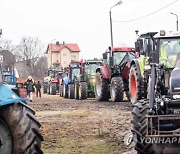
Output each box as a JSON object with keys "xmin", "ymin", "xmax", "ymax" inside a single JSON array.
[
  {"xmin": 68, "ymin": 84, "xmax": 74, "ymax": 99},
  {"xmin": 43, "ymin": 82, "xmax": 48, "ymax": 93},
  {"xmin": 59, "ymin": 84, "xmax": 63, "ymax": 97},
  {"xmin": 49, "ymin": 82, "xmax": 57, "ymax": 95},
  {"xmin": 63, "ymin": 84, "xmax": 68, "ymax": 98},
  {"xmin": 0, "ymin": 102, "xmax": 43, "ymax": 154},
  {"xmin": 47, "ymin": 83, "xmax": 50, "ymax": 94},
  {"xmin": 95, "ymin": 72, "xmax": 110, "ymax": 101},
  {"xmin": 132, "ymin": 100, "xmax": 157, "ymax": 154},
  {"xmin": 79, "ymin": 82, "xmax": 88, "ymax": 100},
  {"xmin": 74, "ymin": 82, "xmax": 79, "ymax": 100},
  {"xmin": 110, "ymin": 77, "xmax": 124, "ymax": 102},
  {"xmin": 129, "ymin": 65, "xmax": 141, "ymax": 104}
]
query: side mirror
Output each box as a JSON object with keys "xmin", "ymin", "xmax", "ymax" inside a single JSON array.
[
  {"xmin": 135, "ymin": 39, "xmax": 144, "ymax": 55},
  {"xmin": 102, "ymin": 53, "xmax": 107, "ymax": 59}
]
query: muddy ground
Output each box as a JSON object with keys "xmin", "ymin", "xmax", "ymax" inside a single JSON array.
[{"xmin": 29, "ymin": 94, "xmax": 134, "ymax": 154}]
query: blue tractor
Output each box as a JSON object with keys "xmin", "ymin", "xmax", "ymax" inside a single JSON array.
[
  {"xmin": 0, "ymin": 73, "xmax": 43, "ymax": 152},
  {"xmin": 0, "ymin": 30, "xmax": 43, "ymax": 153}
]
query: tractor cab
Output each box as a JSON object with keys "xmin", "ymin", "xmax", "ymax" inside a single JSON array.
[
  {"xmin": 84, "ymin": 59, "xmax": 102, "ymax": 77},
  {"xmin": 68, "ymin": 61, "xmax": 83, "ymax": 82},
  {"xmin": 84, "ymin": 59, "xmax": 102, "ymax": 97}
]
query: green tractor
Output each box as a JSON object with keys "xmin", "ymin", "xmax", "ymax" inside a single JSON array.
[
  {"xmin": 129, "ymin": 30, "xmax": 180, "ymax": 104},
  {"xmin": 83, "ymin": 59, "xmax": 102, "ymax": 98},
  {"xmin": 131, "ymin": 30, "xmax": 180, "ymax": 153}
]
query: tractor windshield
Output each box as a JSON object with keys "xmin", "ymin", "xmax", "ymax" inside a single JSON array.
[
  {"xmin": 113, "ymin": 52, "xmax": 134, "ymax": 65},
  {"xmin": 159, "ymin": 38, "xmax": 180, "ymax": 68},
  {"xmin": 85, "ymin": 63, "xmax": 101, "ymax": 76},
  {"xmin": 72, "ymin": 68, "xmax": 81, "ymax": 77}
]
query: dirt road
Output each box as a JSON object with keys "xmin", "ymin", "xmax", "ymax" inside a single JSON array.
[{"xmin": 29, "ymin": 94, "xmax": 134, "ymax": 154}]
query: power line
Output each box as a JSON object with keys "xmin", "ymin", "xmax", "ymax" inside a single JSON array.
[{"xmin": 113, "ymin": 0, "xmax": 179, "ymax": 23}]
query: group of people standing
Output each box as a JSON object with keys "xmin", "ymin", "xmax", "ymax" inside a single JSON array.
[{"xmin": 24, "ymin": 76, "xmax": 42, "ymax": 102}]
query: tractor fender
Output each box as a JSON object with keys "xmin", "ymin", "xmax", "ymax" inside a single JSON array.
[
  {"xmin": 0, "ymin": 84, "xmax": 27, "ymax": 107},
  {"xmin": 130, "ymin": 59, "xmax": 142, "ymax": 77},
  {"xmin": 96, "ymin": 66, "xmax": 109, "ymax": 80},
  {"xmin": 63, "ymin": 77, "xmax": 70, "ymax": 85},
  {"xmin": 51, "ymin": 77, "xmax": 58, "ymax": 83}
]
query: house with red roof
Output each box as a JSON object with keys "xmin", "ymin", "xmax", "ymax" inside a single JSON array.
[{"xmin": 46, "ymin": 41, "xmax": 80, "ymax": 69}]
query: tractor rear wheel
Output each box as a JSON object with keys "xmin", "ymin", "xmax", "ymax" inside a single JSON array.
[
  {"xmin": 0, "ymin": 102, "xmax": 43, "ymax": 154},
  {"xmin": 79, "ymin": 82, "xmax": 87, "ymax": 100},
  {"xmin": 110, "ymin": 77, "xmax": 124, "ymax": 102},
  {"xmin": 68, "ymin": 84, "xmax": 74, "ymax": 99},
  {"xmin": 132, "ymin": 100, "xmax": 156, "ymax": 154},
  {"xmin": 95, "ymin": 72, "xmax": 109, "ymax": 101},
  {"xmin": 50, "ymin": 82, "xmax": 57, "ymax": 95},
  {"xmin": 63, "ymin": 84, "xmax": 68, "ymax": 98},
  {"xmin": 129, "ymin": 65, "xmax": 141, "ymax": 104},
  {"xmin": 43, "ymin": 82, "xmax": 47, "ymax": 93}
]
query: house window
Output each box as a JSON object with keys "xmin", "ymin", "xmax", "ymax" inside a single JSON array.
[
  {"xmin": 63, "ymin": 53, "xmax": 66, "ymax": 56},
  {"xmin": 71, "ymin": 55, "xmax": 76, "ymax": 60}
]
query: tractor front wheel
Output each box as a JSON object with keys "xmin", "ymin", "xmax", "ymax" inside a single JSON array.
[
  {"xmin": 68, "ymin": 84, "xmax": 74, "ymax": 99},
  {"xmin": 63, "ymin": 84, "xmax": 68, "ymax": 98},
  {"xmin": 129, "ymin": 65, "xmax": 141, "ymax": 104},
  {"xmin": 79, "ymin": 82, "xmax": 88, "ymax": 100},
  {"xmin": 43, "ymin": 82, "xmax": 48, "ymax": 93},
  {"xmin": 110, "ymin": 77, "xmax": 124, "ymax": 102},
  {"xmin": 74, "ymin": 82, "xmax": 79, "ymax": 100},
  {"xmin": 132, "ymin": 100, "xmax": 156, "ymax": 154},
  {"xmin": 95, "ymin": 72, "xmax": 109, "ymax": 101},
  {"xmin": 59, "ymin": 84, "xmax": 63, "ymax": 97},
  {"xmin": 50, "ymin": 82, "xmax": 57, "ymax": 95},
  {"xmin": 0, "ymin": 102, "xmax": 43, "ymax": 154}
]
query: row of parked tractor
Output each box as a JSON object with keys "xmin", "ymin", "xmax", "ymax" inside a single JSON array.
[
  {"xmin": 43, "ymin": 30, "xmax": 180, "ymax": 153},
  {"xmin": 43, "ymin": 47, "xmax": 136, "ymax": 102}
]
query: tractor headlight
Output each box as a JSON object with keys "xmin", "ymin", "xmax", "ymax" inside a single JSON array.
[
  {"xmin": 173, "ymin": 95, "xmax": 180, "ymax": 99},
  {"xmin": 144, "ymin": 65, "xmax": 151, "ymax": 70},
  {"xmin": 90, "ymin": 77, "xmax": 96, "ymax": 85}
]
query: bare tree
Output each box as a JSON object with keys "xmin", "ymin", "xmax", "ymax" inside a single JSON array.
[
  {"xmin": 0, "ymin": 39, "xmax": 15, "ymax": 52},
  {"xmin": 34, "ymin": 56, "xmax": 48, "ymax": 79},
  {"xmin": 14, "ymin": 36, "xmax": 45, "ymax": 74}
]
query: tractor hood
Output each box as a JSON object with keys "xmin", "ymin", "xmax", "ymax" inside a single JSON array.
[{"xmin": 0, "ymin": 84, "xmax": 27, "ymax": 107}]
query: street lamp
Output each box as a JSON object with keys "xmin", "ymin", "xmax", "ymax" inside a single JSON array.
[
  {"xmin": 109, "ymin": 1, "xmax": 123, "ymax": 48},
  {"xmin": 170, "ymin": 12, "xmax": 179, "ymax": 31},
  {"xmin": 51, "ymin": 39, "xmax": 56, "ymax": 68}
]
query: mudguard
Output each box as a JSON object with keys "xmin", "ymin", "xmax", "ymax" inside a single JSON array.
[
  {"xmin": 0, "ymin": 84, "xmax": 27, "ymax": 107},
  {"xmin": 51, "ymin": 77, "xmax": 58, "ymax": 83},
  {"xmin": 63, "ymin": 77, "xmax": 70, "ymax": 85},
  {"xmin": 96, "ymin": 66, "xmax": 109, "ymax": 80},
  {"xmin": 131, "ymin": 56, "xmax": 147, "ymax": 77}
]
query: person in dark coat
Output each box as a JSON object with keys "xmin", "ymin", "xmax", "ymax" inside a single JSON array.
[
  {"xmin": 25, "ymin": 76, "xmax": 35, "ymax": 102},
  {"xmin": 36, "ymin": 81, "xmax": 41, "ymax": 97}
]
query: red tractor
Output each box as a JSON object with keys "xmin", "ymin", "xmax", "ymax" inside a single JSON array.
[{"xmin": 95, "ymin": 47, "xmax": 135, "ymax": 102}]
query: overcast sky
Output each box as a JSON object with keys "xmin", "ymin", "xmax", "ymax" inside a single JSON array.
[{"xmin": 0, "ymin": 0, "xmax": 180, "ymax": 59}]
